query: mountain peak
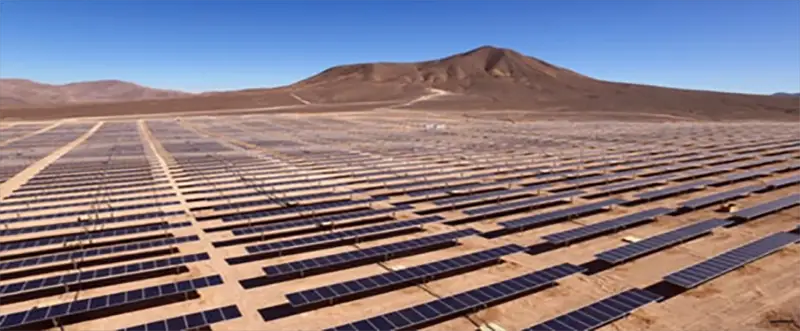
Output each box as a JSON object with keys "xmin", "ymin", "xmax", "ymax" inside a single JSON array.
[
  {"xmin": 296, "ymin": 45, "xmax": 582, "ymax": 90},
  {"xmin": 464, "ymin": 45, "xmax": 520, "ymax": 55}
]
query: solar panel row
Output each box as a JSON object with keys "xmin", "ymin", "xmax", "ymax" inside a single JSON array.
[
  {"xmin": 1, "ymin": 201, "xmax": 181, "ymax": 225},
  {"xmin": 210, "ymin": 191, "xmax": 348, "ymax": 211},
  {"xmin": 0, "ymin": 221, "xmax": 192, "ymax": 252},
  {"xmin": 499, "ymin": 198, "xmax": 627, "ymax": 231},
  {"xmin": 664, "ymin": 231, "xmax": 800, "ymax": 289},
  {"xmin": 712, "ymin": 168, "xmax": 774, "ymax": 186},
  {"xmin": 187, "ymin": 179, "xmax": 346, "ymax": 201},
  {"xmin": 27, "ymin": 169, "xmax": 163, "ymax": 184},
  {"xmin": 7, "ymin": 180, "xmax": 170, "ymax": 199},
  {"xmin": 522, "ymin": 288, "xmax": 663, "ymax": 331},
  {"xmin": 0, "ymin": 253, "xmax": 210, "ymax": 297},
  {"xmin": 596, "ymin": 218, "xmax": 732, "ymax": 264},
  {"xmin": 243, "ymin": 216, "xmax": 444, "ymax": 255},
  {"xmin": 679, "ymin": 184, "xmax": 765, "ymax": 210},
  {"xmin": 406, "ymin": 182, "xmax": 490, "ymax": 197},
  {"xmin": 542, "ymin": 207, "xmax": 674, "ymax": 245},
  {"xmin": 732, "ymin": 194, "xmax": 800, "ymax": 221},
  {"xmin": 182, "ymin": 177, "xmax": 342, "ymax": 196},
  {"xmin": 0, "ymin": 211, "xmax": 184, "ymax": 237},
  {"xmin": 0, "ymin": 235, "xmax": 200, "ymax": 271},
  {"xmin": 221, "ymin": 198, "xmax": 386, "ymax": 222},
  {"xmin": 563, "ymin": 171, "xmax": 637, "ymax": 186},
  {"xmin": 285, "ymin": 244, "xmax": 525, "ymax": 308},
  {"xmin": 726, "ymin": 155, "xmax": 790, "ymax": 169},
  {"xmin": 231, "ymin": 206, "xmax": 412, "ymax": 236},
  {"xmin": 463, "ymin": 190, "xmax": 585, "ymax": 216},
  {"xmin": 588, "ymin": 174, "xmax": 674, "ymax": 197},
  {"xmin": 431, "ymin": 185, "xmax": 543, "ymax": 206},
  {"xmin": 324, "ymin": 263, "xmax": 585, "ymax": 331},
  {"xmin": 118, "ymin": 305, "xmax": 242, "ymax": 331},
  {"xmin": 762, "ymin": 174, "xmax": 800, "ymax": 190},
  {"xmin": 0, "ymin": 186, "xmax": 173, "ymax": 206},
  {"xmin": 0, "ymin": 193, "xmax": 176, "ymax": 215},
  {"xmin": 635, "ymin": 179, "xmax": 715, "ymax": 201},
  {"xmin": 16, "ymin": 174, "xmax": 165, "ymax": 192},
  {"xmin": 260, "ymin": 229, "xmax": 480, "ymax": 279},
  {"xmin": 378, "ymin": 174, "xmax": 477, "ymax": 192},
  {"xmin": 0, "ymin": 275, "xmax": 224, "ymax": 330}
]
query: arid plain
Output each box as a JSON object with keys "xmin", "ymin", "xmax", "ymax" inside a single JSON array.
[{"xmin": 0, "ymin": 108, "xmax": 798, "ymax": 331}]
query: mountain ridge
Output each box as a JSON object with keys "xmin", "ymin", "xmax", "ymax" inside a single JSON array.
[
  {"xmin": 1, "ymin": 46, "xmax": 798, "ymax": 120},
  {"xmin": 0, "ymin": 78, "xmax": 191, "ymax": 107}
]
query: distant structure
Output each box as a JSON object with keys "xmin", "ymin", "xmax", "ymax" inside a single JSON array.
[{"xmin": 424, "ymin": 123, "xmax": 447, "ymax": 130}]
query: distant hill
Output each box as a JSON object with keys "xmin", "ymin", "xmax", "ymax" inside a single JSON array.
[
  {"xmin": 772, "ymin": 92, "xmax": 800, "ymax": 97},
  {"xmin": 0, "ymin": 79, "xmax": 191, "ymax": 107},
  {"xmin": 2, "ymin": 46, "xmax": 798, "ymax": 120},
  {"xmin": 287, "ymin": 46, "xmax": 799, "ymax": 119}
]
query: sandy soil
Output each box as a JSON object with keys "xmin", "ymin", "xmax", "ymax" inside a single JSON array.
[{"xmin": 0, "ymin": 112, "xmax": 798, "ymax": 331}]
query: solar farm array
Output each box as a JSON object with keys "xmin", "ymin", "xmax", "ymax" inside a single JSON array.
[{"xmin": 0, "ymin": 112, "xmax": 799, "ymax": 331}]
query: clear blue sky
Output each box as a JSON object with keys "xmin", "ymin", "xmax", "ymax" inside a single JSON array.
[{"xmin": 1, "ymin": 0, "xmax": 798, "ymax": 94}]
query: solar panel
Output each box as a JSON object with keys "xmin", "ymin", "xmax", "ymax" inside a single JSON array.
[
  {"xmin": 8, "ymin": 180, "xmax": 170, "ymax": 199},
  {"xmin": 221, "ymin": 198, "xmax": 385, "ymax": 222},
  {"xmin": 185, "ymin": 180, "xmax": 343, "ymax": 199},
  {"xmin": 499, "ymin": 198, "xmax": 627, "ymax": 231},
  {"xmin": 702, "ymin": 154, "xmax": 753, "ymax": 166},
  {"xmin": 727, "ymin": 156, "xmax": 789, "ymax": 169},
  {"xmin": 406, "ymin": 182, "xmax": 490, "ymax": 197},
  {"xmin": 431, "ymin": 185, "xmax": 547, "ymax": 206},
  {"xmin": 0, "ymin": 211, "xmax": 184, "ymax": 237},
  {"xmin": 669, "ymin": 165, "xmax": 734, "ymax": 181},
  {"xmin": 187, "ymin": 180, "xmax": 340, "ymax": 202},
  {"xmin": 542, "ymin": 207, "xmax": 673, "ymax": 245},
  {"xmin": 231, "ymin": 206, "xmax": 412, "ymax": 236},
  {"xmin": 596, "ymin": 218, "xmax": 731, "ymax": 264},
  {"xmin": 678, "ymin": 184, "xmax": 765, "ymax": 210},
  {"xmin": 563, "ymin": 171, "xmax": 636, "ymax": 187},
  {"xmin": 258, "ymin": 229, "xmax": 479, "ymax": 281},
  {"xmin": 538, "ymin": 168, "xmax": 595, "ymax": 180},
  {"xmin": 0, "ymin": 235, "xmax": 200, "ymax": 271},
  {"xmin": 588, "ymin": 175, "xmax": 674, "ymax": 196},
  {"xmin": 711, "ymin": 169, "xmax": 771, "ymax": 186},
  {"xmin": 635, "ymin": 179, "xmax": 715, "ymax": 201},
  {"xmin": 0, "ymin": 222, "xmax": 192, "ymax": 252},
  {"xmin": 14, "ymin": 177, "xmax": 168, "ymax": 193},
  {"xmin": 0, "ymin": 274, "xmax": 223, "ymax": 331},
  {"xmin": 642, "ymin": 162, "xmax": 702, "ymax": 176},
  {"xmin": 1, "ymin": 201, "xmax": 181, "ymax": 225},
  {"xmin": 463, "ymin": 190, "xmax": 585, "ymax": 216},
  {"xmin": 521, "ymin": 288, "xmax": 663, "ymax": 331},
  {"xmin": 380, "ymin": 174, "xmax": 481, "ymax": 192},
  {"xmin": 0, "ymin": 253, "xmax": 210, "ymax": 297},
  {"xmin": 0, "ymin": 193, "xmax": 176, "ymax": 215},
  {"xmin": 664, "ymin": 232, "xmax": 800, "ymax": 289},
  {"xmin": 118, "ymin": 304, "xmax": 242, "ymax": 331},
  {"xmin": 732, "ymin": 194, "xmax": 800, "ymax": 221},
  {"xmin": 0, "ymin": 186, "xmax": 173, "ymax": 206},
  {"xmin": 228, "ymin": 216, "xmax": 444, "ymax": 263},
  {"xmin": 210, "ymin": 191, "xmax": 347, "ymax": 211},
  {"xmin": 762, "ymin": 175, "xmax": 800, "ymax": 190},
  {"xmin": 284, "ymin": 244, "xmax": 525, "ymax": 308},
  {"xmin": 323, "ymin": 263, "xmax": 585, "ymax": 331},
  {"xmin": 15, "ymin": 174, "xmax": 163, "ymax": 192}
]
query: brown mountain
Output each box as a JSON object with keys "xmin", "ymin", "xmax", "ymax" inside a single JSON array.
[
  {"xmin": 0, "ymin": 79, "xmax": 191, "ymax": 107},
  {"xmin": 2, "ymin": 46, "xmax": 798, "ymax": 120},
  {"xmin": 289, "ymin": 46, "xmax": 799, "ymax": 119},
  {"xmin": 291, "ymin": 46, "xmax": 589, "ymax": 103}
]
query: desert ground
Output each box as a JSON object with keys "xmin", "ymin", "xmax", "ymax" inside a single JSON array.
[{"xmin": 0, "ymin": 109, "xmax": 798, "ymax": 331}]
